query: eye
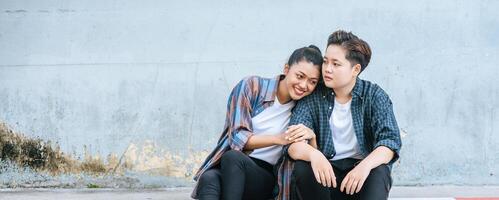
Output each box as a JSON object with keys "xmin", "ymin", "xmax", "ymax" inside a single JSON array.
[
  {"xmin": 297, "ymin": 74, "xmax": 304, "ymax": 79},
  {"xmin": 310, "ymin": 80, "xmax": 318, "ymax": 85}
]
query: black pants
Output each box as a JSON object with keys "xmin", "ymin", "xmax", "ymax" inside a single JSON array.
[
  {"xmin": 293, "ymin": 158, "xmax": 392, "ymax": 200},
  {"xmin": 196, "ymin": 150, "xmax": 275, "ymax": 200}
]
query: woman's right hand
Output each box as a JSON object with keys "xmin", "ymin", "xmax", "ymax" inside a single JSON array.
[
  {"xmin": 285, "ymin": 124, "xmax": 316, "ymax": 143},
  {"xmin": 274, "ymin": 132, "xmax": 293, "ymax": 145},
  {"xmin": 310, "ymin": 150, "xmax": 337, "ymax": 188}
]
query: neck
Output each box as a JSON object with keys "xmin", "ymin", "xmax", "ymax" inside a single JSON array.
[
  {"xmin": 277, "ymin": 79, "xmax": 292, "ymax": 104},
  {"xmin": 333, "ymin": 78, "xmax": 356, "ymax": 103}
]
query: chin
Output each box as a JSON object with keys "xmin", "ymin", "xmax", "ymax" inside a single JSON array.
[
  {"xmin": 292, "ymin": 92, "xmax": 310, "ymax": 100},
  {"xmin": 324, "ymin": 81, "xmax": 335, "ymax": 89},
  {"xmin": 290, "ymin": 93, "xmax": 303, "ymax": 100},
  {"xmin": 290, "ymin": 95, "xmax": 300, "ymax": 100}
]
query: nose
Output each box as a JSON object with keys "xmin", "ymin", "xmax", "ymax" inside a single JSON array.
[
  {"xmin": 324, "ymin": 63, "xmax": 333, "ymax": 74},
  {"xmin": 299, "ymin": 80, "xmax": 308, "ymax": 90}
]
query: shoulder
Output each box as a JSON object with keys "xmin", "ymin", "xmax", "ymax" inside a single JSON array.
[
  {"xmin": 232, "ymin": 76, "xmax": 260, "ymax": 92},
  {"xmin": 358, "ymin": 79, "xmax": 392, "ymax": 106},
  {"xmin": 237, "ymin": 75, "xmax": 272, "ymax": 89},
  {"xmin": 296, "ymin": 83, "xmax": 327, "ymax": 106},
  {"xmin": 231, "ymin": 75, "xmax": 276, "ymax": 100}
]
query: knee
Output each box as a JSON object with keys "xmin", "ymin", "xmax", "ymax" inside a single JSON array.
[
  {"xmin": 197, "ymin": 169, "xmax": 222, "ymax": 199},
  {"xmin": 357, "ymin": 165, "xmax": 392, "ymax": 199},
  {"xmin": 293, "ymin": 160, "xmax": 315, "ymax": 182},
  {"xmin": 367, "ymin": 164, "xmax": 392, "ymax": 188},
  {"xmin": 198, "ymin": 169, "xmax": 221, "ymax": 185},
  {"xmin": 369, "ymin": 164, "xmax": 390, "ymax": 179},
  {"xmin": 221, "ymin": 150, "xmax": 245, "ymax": 165},
  {"xmin": 294, "ymin": 160, "xmax": 312, "ymax": 175}
]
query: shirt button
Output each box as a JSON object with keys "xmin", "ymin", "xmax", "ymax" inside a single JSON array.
[
  {"xmin": 323, "ymin": 96, "xmax": 326, "ymax": 98},
  {"xmin": 329, "ymin": 106, "xmax": 332, "ymax": 109}
]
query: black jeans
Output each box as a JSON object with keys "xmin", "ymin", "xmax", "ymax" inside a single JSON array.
[
  {"xmin": 196, "ymin": 150, "xmax": 275, "ymax": 200},
  {"xmin": 293, "ymin": 158, "xmax": 392, "ymax": 200}
]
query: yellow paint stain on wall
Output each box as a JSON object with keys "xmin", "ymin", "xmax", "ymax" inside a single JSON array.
[{"xmin": 122, "ymin": 140, "xmax": 208, "ymax": 178}]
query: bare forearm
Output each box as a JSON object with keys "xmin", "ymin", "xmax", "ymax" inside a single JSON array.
[
  {"xmin": 244, "ymin": 134, "xmax": 280, "ymax": 150},
  {"xmin": 358, "ymin": 146, "xmax": 394, "ymax": 170},
  {"xmin": 288, "ymin": 142, "xmax": 320, "ymax": 161}
]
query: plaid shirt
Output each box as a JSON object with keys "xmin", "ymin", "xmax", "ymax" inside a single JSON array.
[
  {"xmin": 275, "ymin": 78, "xmax": 402, "ymax": 200},
  {"xmin": 191, "ymin": 75, "xmax": 283, "ymax": 199}
]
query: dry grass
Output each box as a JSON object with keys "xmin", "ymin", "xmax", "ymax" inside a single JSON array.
[{"xmin": 0, "ymin": 122, "xmax": 113, "ymax": 175}]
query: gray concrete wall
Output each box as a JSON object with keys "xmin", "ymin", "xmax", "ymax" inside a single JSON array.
[{"xmin": 0, "ymin": 0, "xmax": 498, "ymax": 187}]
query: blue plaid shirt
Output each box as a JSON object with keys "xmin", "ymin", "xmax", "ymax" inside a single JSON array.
[{"xmin": 275, "ymin": 78, "xmax": 402, "ymax": 200}]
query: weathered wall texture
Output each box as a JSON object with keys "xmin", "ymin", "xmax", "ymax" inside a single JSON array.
[{"xmin": 0, "ymin": 0, "xmax": 498, "ymax": 187}]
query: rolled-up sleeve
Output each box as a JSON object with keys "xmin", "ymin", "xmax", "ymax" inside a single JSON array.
[
  {"xmin": 226, "ymin": 77, "xmax": 255, "ymax": 151},
  {"xmin": 371, "ymin": 90, "xmax": 402, "ymax": 164},
  {"xmin": 282, "ymin": 95, "xmax": 316, "ymax": 158}
]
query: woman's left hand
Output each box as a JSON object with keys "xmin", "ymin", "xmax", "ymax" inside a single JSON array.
[{"xmin": 285, "ymin": 124, "xmax": 316, "ymax": 142}]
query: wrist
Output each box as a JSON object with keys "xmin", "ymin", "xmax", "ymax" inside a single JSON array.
[
  {"xmin": 271, "ymin": 135, "xmax": 280, "ymax": 145},
  {"xmin": 357, "ymin": 160, "xmax": 374, "ymax": 171},
  {"xmin": 308, "ymin": 148, "xmax": 322, "ymax": 161},
  {"xmin": 274, "ymin": 134, "xmax": 287, "ymax": 145}
]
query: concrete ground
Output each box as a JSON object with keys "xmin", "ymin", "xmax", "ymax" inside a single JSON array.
[{"xmin": 1, "ymin": 186, "xmax": 499, "ymax": 200}]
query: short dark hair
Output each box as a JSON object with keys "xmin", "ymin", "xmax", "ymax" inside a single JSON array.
[
  {"xmin": 327, "ymin": 30, "xmax": 371, "ymax": 72},
  {"xmin": 287, "ymin": 45, "xmax": 323, "ymax": 69}
]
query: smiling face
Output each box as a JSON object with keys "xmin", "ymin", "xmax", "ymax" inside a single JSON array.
[
  {"xmin": 283, "ymin": 60, "xmax": 321, "ymax": 100},
  {"xmin": 322, "ymin": 44, "xmax": 361, "ymax": 90}
]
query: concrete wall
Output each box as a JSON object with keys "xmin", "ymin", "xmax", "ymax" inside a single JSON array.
[{"xmin": 0, "ymin": 0, "xmax": 498, "ymax": 187}]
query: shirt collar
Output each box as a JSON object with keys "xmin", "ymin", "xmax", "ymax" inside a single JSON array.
[
  {"xmin": 264, "ymin": 74, "xmax": 285, "ymax": 103},
  {"xmin": 351, "ymin": 77, "xmax": 364, "ymax": 98}
]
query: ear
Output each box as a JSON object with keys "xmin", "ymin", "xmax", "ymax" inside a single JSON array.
[
  {"xmin": 352, "ymin": 63, "xmax": 361, "ymax": 77},
  {"xmin": 283, "ymin": 64, "xmax": 290, "ymax": 75}
]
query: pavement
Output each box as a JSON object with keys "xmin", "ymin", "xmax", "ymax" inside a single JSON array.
[{"xmin": 1, "ymin": 186, "xmax": 499, "ymax": 200}]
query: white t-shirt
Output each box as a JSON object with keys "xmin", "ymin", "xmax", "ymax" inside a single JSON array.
[
  {"xmin": 249, "ymin": 96, "xmax": 295, "ymax": 165},
  {"xmin": 330, "ymin": 98, "xmax": 364, "ymax": 161}
]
